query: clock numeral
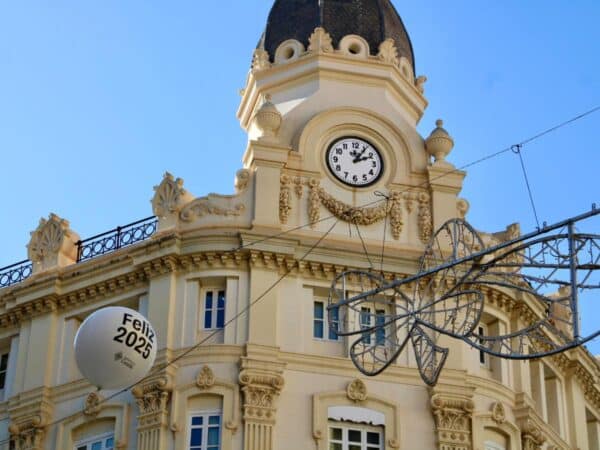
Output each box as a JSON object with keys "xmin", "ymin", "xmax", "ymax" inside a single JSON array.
[
  {"xmin": 342, "ymin": 144, "xmax": 348, "ymax": 150},
  {"xmin": 335, "ymin": 165, "xmax": 341, "ymax": 171},
  {"xmin": 372, "ymin": 161, "xmax": 377, "ymax": 168},
  {"xmin": 353, "ymin": 175, "xmax": 358, "ymax": 182},
  {"xmin": 344, "ymin": 172, "xmax": 349, "ymax": 179},
  {"xmin": 336, "ymin": 148, "xmax": 343, "ymax": 155},
  {"xmin": 333, "ymin": 156, "xmax": 339, "ymax": 163},
  {"xmin": 352, "ymin": 142, "xmax": 360, "ymax": 149},
  {"xmin": 362, "ymin": 174, "xmax": 368, "ymax": 181},
  {"xmin": 369, "ymin": 169, "xmax": 374, "ymax": 176}
]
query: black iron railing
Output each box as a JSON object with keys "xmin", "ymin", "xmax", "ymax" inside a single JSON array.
[
  {"xmin": 0, "ymin": 216, "xmax": 158, "ymax": 289},
  {"xmin": 76, "ymin": 216, "xmax": 158, "ymax": 263},
  {"xmin": 0, "ymin": 260, "xmax": 33, "ymax": 288}
]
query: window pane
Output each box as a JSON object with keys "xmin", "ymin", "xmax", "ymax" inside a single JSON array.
[
  {"xmin": 191, "ymin": 416, "xmax": 203, "ymax": 426},
  {"xmin": 205, "ymin": 291, "xmax": 214, "ymax": 309},
  {"xmin": 216, "ymin": 309, "xmax": 225, "ymax": 328},
  {"xmin": 314, "ymin": 320, "xmax": 324, "ymax": 338},
  {"xmin": 208, "ymin": 415, "xmax": 221, "ymax": 425},
  {"xmin": 330, "ymin": 428, "xmax": 342, "ymax": 440},
  {"xmin": 207, "ymin": 427, "xmax": 220, "ymax": 445},
  {"xmin": 367, "ymin": 432, "xmax": 380, "ymax": 444},
  {"xmin": 91, "ymin": 442, "xmax": 102, "ymax": 450},
  {"xmin": 328, "ymin": 326, "xmax": 339, "ymax": 341},
  {"xmin": 0, "ymin": 372, "xmax": 5, "ymax": 389},
  {"xmin": 217, "ymin": 291, "xmax": 225, "ymax": 308},
  {"xmin": 204, "ymin": 311, "xmax": 213, "ymax": 329},
  {"xmin": 0, "ymin": 354, "xmax": 8, "ymax": 371},
  {"xmin": 190, "ymin": 428, "xmax": 202, "ymax": 446},
  {"xmin": 314, "ymin": 302, "xmax": 324, "ymax": 319},
  {"xmin": 105, "ymin": 437, "xmax": 114, "ymax": 449},
  {"xmin": 329, "ymin": 443, "xmax": 342, "ymax": 450},
  {"xmin": 77, "ymin": 447, "xmax": 87, "ymax": 450},
  {"xmin": 349, "ymin": 445, "xmax": 361, "ymax": 450},
  {"xmin": 348, "ymin": 429, "xmax": 361, "ymax": 442}
]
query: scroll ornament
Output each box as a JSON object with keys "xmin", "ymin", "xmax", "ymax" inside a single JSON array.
[{"xmin": 308, "ymin": 27, "xmax": 334, "ymax": 54}]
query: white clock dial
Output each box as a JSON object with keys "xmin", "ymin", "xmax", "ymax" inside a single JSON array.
[{"xmin": 326, "ymin": 137, "xmax": 384, "ymax": 187}]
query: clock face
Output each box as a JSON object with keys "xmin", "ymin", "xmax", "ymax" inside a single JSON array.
[{"xmin": 326, "ymin": 137, "xmax": 384, "ymax": 187}]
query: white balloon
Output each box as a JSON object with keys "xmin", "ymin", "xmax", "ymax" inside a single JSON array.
[{"xmin": 74, "ymin": 306, "xmax": 158, "ymax": 389}]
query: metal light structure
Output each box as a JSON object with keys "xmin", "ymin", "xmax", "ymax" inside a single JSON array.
[{"xmin": 328, "ymin": 206, "xmax": 600, "ymax": 386}]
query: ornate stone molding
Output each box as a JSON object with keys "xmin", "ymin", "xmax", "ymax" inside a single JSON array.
[
  {"xmin": 378, "ymin": 38, "xmax": 399, "ymax": 65},
  {"xmin": 252, "ymin": 49, "xmax": 271, "ymax": 72},
  {"xmin": 179, "ymin": 198, "xmax": 245, "ymax": 222},
  {"xmin": 132, "ymin": 375, "xmax": 172, "ymax": 450},
  {"xmin": 235, "ymin": 169, "xmax": 251, "ymax": 192},
  {"xmin": 151, "ymin": 172, "xmax": 193, "ymax": 218},
  {"xmin": 430, "ymin": 394, "xmax": 474, "ymax": 450},
  {"xmin": 83, "ymin": 392, "xmax": 103, "ymax": 417},
  {"xmin": 9, "ymin": 415, "xmax": 47, "ymax": 450},
  {"xmin": 346, "ymin": 379, "xmax": 367, "ymax": 402},
  {"xmin": 520, "ymin": 420, "xmax": 545, "ymax": 450},
  {"xmin": 8, "ymin": 388, "xmax": 53, "ymax": 450},
  {"xmin": 196, "ymin": 365, "xmax": 216, "ymax": 390},
  {"xmin": 490, "ymin": 402, "xmax": 506, "ymax": 425},
  {"xmin": 279, "ymin": 175, "xmax": 292, "ymax": 224},
  {"xmin": 27, "ymin": 213, "xmax": 80, "ymax": 274},
  {"xmin": 308, "ymin": 27, "xmax": 334, "ymax": 53},
  {"xmin": 253, "ymin": 94, "xmax": 282, "ymax": 141}
]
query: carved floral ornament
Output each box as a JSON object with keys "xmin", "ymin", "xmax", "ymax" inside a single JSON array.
[
  {"xmin": 83, "ymin": 392, "xmax": 104, "ymax": 417},
  {"xmin": 251, "ymin": 27, "xmax": 425, "ymax": 91},
  {"xmin": 490, "ymin": 402, "xmax": 506, "ymax": 425},
  {"xmin": 280, "ymin": 177, "xmax": 433, "ymax": 242},
  {"xmin": 27, "ymin": 213, "xmax": 79, "ymax": 265},
  {"xmin": 430, "ymin": 394, "xmax": 474, "ymax": 450},
  {"xmin": 346, "ymin": 379, "xmax": 368, "ymax": 402},
  {"xmin": 196, "ymin": 365, "xmax": 216, "ymax": 390},
  {"xmin": 9, "ymin": 414, "xmax": 48, "ymax": 450}
]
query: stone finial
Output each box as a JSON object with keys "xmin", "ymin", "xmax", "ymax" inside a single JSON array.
[
  {"xmin": 425, "ymin": 119, "xmax": 454, "ymax": 164},
  {"xmin": 27, "ymin": 213, "xmax": 80, "ymax": 274},
  {"xmin": 415, "ymin": 75, "xmax": 427, "ymax": 94},
  {"xmin": 253, "ymin": 94, "xmax": 282, "ymax": 140},
  {"xmin": 151, "ymin": 172, "xmax": 194, "ymax": 230}
]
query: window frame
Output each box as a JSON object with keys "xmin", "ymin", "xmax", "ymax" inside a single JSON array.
[
  {"xmin": 202, "ymin": 289, "xmax": 226, "ymax": 331},
  {"xmin": 0, "ymin": 352, "xmax": 9, "ymax": 390},
  {"xmin": 73, "ymin": 432, "xmax": 115, "ymax": 450},
  {"xmin": 478, "ymin": 324, "xmax": 489, "ymax": 368},
  {"xmin": 187, "ymin": 410, "xmax": 223, "ymax": 450},
  {"xmin": 313, "ymin": 300, "xmax": 340, "ymax": 342},
  {"xmin": 328, "ymin": 421, "xmax": 383, "ymax": 450}
]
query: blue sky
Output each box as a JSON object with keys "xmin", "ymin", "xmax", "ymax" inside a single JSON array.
[{"xmin": 1, "ymin": 2, "xmax": 599, "ymax": 348}]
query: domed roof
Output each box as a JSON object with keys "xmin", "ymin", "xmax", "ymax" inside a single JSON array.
[{"xmin": 258, "ymin": 0, "xmax": 415, "ymax": 71}]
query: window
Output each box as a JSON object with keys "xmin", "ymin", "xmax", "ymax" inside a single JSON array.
[
  {"xmin": 74, "ymin": 433, "xmax": 114, "ymax": 450},
  {"xmin": 478, "ymin": 325, "xmax": 487, "ymax": 367},
  {"xmin": 203, "ymin": 290, "xmax": 225, "ymax": 330},
  {"xmin": 329, "ymin": 423, "xmax": 383, "ymax": 450},
  {"xmin": 188, "ymin": 411, "xmax": 221, "ymax": 450},
  {"xmin": 359, "ymin": 308, "xmax": 386, "ymax": 346},
  {"xmin": 314, "ymin": 301, "xmax": 339, "ymax": 341},
  {"xmin": 0, "ymin": 353, "xmax": 8, "ymax": 389},
  {"xmin": 484, "ymin": 441, "xmax": 505, "ymax": 450}
]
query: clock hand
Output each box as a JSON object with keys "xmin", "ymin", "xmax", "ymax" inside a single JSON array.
[{"xmin": 352, "ymin": 146, "xmax": 369, "ymax": 163}]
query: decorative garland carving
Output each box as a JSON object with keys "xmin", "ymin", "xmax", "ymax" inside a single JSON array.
[
  {"xmin": 389, "ymin": 191, "xmax": 403, "ymax": 239},
  {"xmin": 430, "ymin": 394, "xmax": 474, "ymax": 450},
  {"xmin": 279, "ymin": 175, "xmax": 292, "ymax": 224},
  {"xmin": 179, "ymin": 199, "xmax": 245, "ymax": 222},
  {"xmin": 293, "ymin": 177, "xmax": 303, "ymax": 198},
  {"xmin": 308, "ymin": 179, "xmax": 321, "ymax": 228},
  {"xmin": 346, "ymin": 379, "xmax": 367, "ymax": 403},
  {"xmin": 308, "ymin": 27, "xmax": 334, "ymax": 53},
  {"xmin": 318, "ymin": 188, "xmax": 388, "ymax": 225},
  {"xmin": 417, "ymin": 192, "xmax": 433, "ymax": 243},
  {"xmin": 196, "ymin": 365, "xmax": 216, "ymax": 390}
]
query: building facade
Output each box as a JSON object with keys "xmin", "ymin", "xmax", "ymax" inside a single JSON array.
[{"xmin": 1, "ymin": 1, "xmax": 599, "ymax": 449}]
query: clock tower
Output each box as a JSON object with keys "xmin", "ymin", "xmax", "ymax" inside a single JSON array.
[{"xmin": 237, "ymin": 0, "xmax": 467, "ymax": 249}]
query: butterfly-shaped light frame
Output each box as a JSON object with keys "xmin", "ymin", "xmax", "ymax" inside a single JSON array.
[{"xmin": 328, "ymin": 207, "xmax": 600, "ymax": 386}]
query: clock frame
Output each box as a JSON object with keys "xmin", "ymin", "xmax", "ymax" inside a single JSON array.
[{"xmin": 325, "ymin": 136, "xmax": 384, "ymax": 188}]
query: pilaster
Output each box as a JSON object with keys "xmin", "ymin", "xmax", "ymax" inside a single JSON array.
[
  {"xmin": 131, "ymin": 369, "xmax": 174, "ymax": 450},
  {"xmin": 430, "ymin": 391, "xmax": 474, "ymax": 450},
  {"xmin": 239, "ymin": 345, "xmax": 286, "ymax": 450},
  {"xmin": 427, "ymin": 163, "xmax": 466, "ymax": 231}
]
